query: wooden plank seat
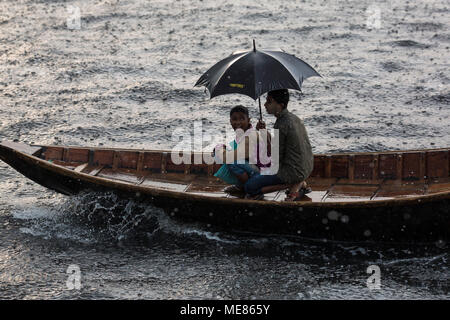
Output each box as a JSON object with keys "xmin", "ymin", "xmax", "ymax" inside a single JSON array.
[
  {"xmin": 323, "ymin": 184, "xmax": 379, "ymax": 202},
  {"xmin": 76, "ymin": 165, "xmax": 105, "ymax": 176},
  {"xmin": 374, "ymin": 180, "xmax": 426, "ymax": 199},
  {"xmin": 97, "ymin": 168, "xmax": 140, "ymax": 183},
  {"xmin": 185, "ymin": 182, "xmax": 228, "ymax": 194},
  {"xmin": 74, "ymin": 163, "xmax": 88, "ymax": 173},
  {"xmin": 47, "ymin": 160, "xmax": 83, "ymax": 170}
]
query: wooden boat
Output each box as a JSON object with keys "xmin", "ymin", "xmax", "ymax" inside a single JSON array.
[{"xmin": 0, "ymin": 141, "xmax": 449, "ymax": 243}]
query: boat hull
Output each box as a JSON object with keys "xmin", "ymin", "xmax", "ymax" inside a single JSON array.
[{"xmin": 1, "ymin": 143, "xmax": 448, "ymax": 243}]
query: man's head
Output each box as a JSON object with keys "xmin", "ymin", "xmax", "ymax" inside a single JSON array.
[
  {"xmin": 230, "ymin": 105, "xmax": 251, "ymax": 131},
  {"xmin": 264, "ymin": 89, "xmax": 289, "ymax": 115}
]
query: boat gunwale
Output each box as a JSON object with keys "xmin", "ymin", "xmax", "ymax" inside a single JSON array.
[
  {"xmin": 2, "ymin": 142, "xmax": 449, "ymax": 209},
  {"xmin": 33, "ymin": 143, "xmax": 450, "ymax": 157}
]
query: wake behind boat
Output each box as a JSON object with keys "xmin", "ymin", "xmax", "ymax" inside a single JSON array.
[{"xmin": 0, "ymin": 140, "xmax": 449, "ymax": 242}]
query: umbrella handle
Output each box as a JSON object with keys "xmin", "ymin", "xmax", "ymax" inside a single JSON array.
[{"xmin": 258, "ymin": 97, "xmax": 263, "ymax": 121}]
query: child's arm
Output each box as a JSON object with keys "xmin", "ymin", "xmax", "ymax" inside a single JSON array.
[{"xmin": 221, "ymin": 136, "xmax": 250, "ymax": 163}]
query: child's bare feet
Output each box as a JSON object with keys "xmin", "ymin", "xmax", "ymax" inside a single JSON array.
[{"xmin": 224, "ymin": 185, "xmax": 244, "ymax": 194}]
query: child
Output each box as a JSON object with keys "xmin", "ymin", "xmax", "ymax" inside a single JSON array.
[{"xmin": 214, "ymin": 105, "xmax": 271, "ymax": 195}]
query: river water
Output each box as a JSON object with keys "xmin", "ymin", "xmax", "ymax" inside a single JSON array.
[{"xmin": 0, "ymin": 0, "xmax": 448, "ymax": 299}]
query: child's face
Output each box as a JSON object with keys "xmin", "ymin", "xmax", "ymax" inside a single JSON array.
[{"xmin": 230, "ymin": 111, "xmax": 250, "ymax": 131}]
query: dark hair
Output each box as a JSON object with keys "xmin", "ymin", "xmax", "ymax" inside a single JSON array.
[
  {"xmin": 230, "ymin": 105, "xmax": 249, "ymax": 117},
  {"xmin": 268, "ymin": 89, "xmax": 289, "ymax": 109}
]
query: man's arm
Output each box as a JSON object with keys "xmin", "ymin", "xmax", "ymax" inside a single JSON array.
[
  {"xmin": 256, "ymin": 120, "xmax": 272, "ymax": 151},
  {"xmin": 274, "ymin": 123, "xmax": 287, "ymax": 166}
]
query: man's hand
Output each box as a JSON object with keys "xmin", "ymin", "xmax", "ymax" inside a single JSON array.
[{"xmin": 256, "ymin": 120, "xmax": 266, "ymax": 130}]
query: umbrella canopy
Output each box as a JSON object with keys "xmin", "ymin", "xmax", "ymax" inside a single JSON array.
[{"xmin": 195, "ymin": 40, "xmax": 321, "ymax": 101}]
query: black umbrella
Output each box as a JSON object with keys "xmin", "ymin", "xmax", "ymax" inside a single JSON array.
[{"xmin": 195, "ymin": 40, "xmax": 321, "ymax": 120}]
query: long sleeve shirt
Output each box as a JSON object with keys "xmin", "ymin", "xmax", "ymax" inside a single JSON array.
[
  {"xmin": 215, "ymin": 127, "xmax": 269, "ymax": 166},
  {"xmin": 273, "ymin": 108, "xmax": 314, "ymax": 184}
]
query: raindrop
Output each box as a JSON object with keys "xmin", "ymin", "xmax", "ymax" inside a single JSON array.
[
  {"xmin": 435, "ymin": 240, "xmax": 446, "ymax": 249},
  {"xmin": 322, "ymin": 218, "xmax": 328, "ymax": 224},
  {"xmin": 327, "ymin": 210, "xmax": 340, "ymax": 220},
  {"xmin": 364, "ymin": 230, "xmax": 371, "ymax": 237},
  {"xmin": 340, "ymin": 215, "xmax": 349, "ymax": 223},
  {"xmin": 209, "ymin": 212, "xmax": 214, "ymax": 217}
]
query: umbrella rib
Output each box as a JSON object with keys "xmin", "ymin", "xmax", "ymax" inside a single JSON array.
[
  {"xmin": 261, "ymin": 50, "xmax": 321, "ymax": 79},
  {"xmin": 195, "ymin": 53, "xmax": 246, "ymax": 88},
  {"xmin": 209, "ymin": 52, "xmax": 249, "ymax": 97},
  {"xmin": 259, "ymin": 56, "xmax": 301, "ymax": 96}
]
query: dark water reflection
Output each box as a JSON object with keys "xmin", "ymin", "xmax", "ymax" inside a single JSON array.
[{"xmin": 0, "ymin": 191, "xmax": 448, "ymax": 299}]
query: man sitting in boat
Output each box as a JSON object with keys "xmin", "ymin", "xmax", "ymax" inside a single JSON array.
[
  {"xmin": 245, "ymin": 89, "xmax": 313, "ymax": 201},
  {"xmin": 213, "ymin": 105, "xmax": 271, "ymax": 195}
]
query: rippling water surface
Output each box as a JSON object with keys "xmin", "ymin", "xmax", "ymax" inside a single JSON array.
[{"xmin": 0, "ymin": 0, "xmax": 449, "ymax": 299}]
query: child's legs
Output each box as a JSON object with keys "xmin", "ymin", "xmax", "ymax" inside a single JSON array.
[
  {"xmin": 244, "ymin": 174, "xmax": 284, "ymax": 195},
  {"xmin": 227, "ymin": 163, "xmax": 260, "ymax": 185}
]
